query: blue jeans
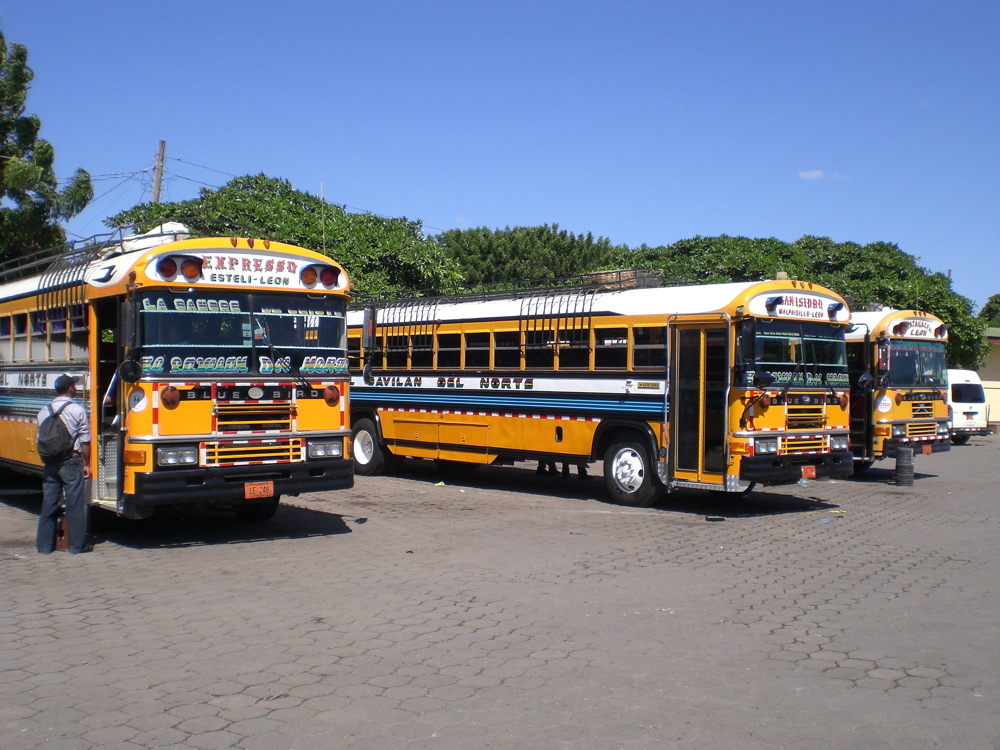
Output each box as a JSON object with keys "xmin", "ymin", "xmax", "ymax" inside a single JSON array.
[{"xmin": 37, "ymin": 455, "xmax": 89, "ymax": 554}]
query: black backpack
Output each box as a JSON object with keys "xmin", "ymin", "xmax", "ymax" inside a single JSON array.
[{"xmin": 37, "ymin": 403, "xmax": 75, "ymax": 464}]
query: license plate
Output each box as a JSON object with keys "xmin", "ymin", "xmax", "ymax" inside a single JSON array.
[
  {"xmin": 801, "ymin": 465, "xmax": 817, "ymax": 479},
  {"xmin": 922, "ymin": 445, "xmax": 932, "ymax": 455},
  {"xmin": 244, "ymin": 480, "xmax": 274, "ymax": 499}
]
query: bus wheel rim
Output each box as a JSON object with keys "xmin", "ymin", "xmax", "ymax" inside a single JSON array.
[
  {"xmin": 612, "ymin": 448, "xmax": 643, "ymax": 493},
  {"xmin": 356, "ymin": 431, "xmax": 374, "ymax": 464}
]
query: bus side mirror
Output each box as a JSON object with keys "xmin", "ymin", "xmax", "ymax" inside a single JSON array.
[
  {"xmin": 119, "ymin": 360, "xmax": 142, "ymax": 384},
  {"xmin": 362, "ymin": 307, "xmax": 377, "ymax": 351},
  {"xmin": 753, "ymin": 371, "xmax": 776, "ymax": 389},
  {"xmin": 856, "ymin": 372, "xmax": 874, "ymax": 390},
  {"xmin": 121, "ymin": 300, "xmax": 139, "ymax": 350}
]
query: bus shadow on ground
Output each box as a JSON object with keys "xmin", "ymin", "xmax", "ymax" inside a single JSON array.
[
  {"xmin": 388, "ymin": 459, "xmax": 840, "ymax": 518},
  {"xmin": 92, "ymin": 503, "xmax": 353, "ymax": 550},
  {"xmin": 849, "ymin": 465, "xmax": 939, "ymax": 483},
  {"xmin": 0, "ymin": 477, "xmax": 352, "ymax": 550}
]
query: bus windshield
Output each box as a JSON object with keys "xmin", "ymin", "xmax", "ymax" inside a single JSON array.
[
  {"xmin": 740, "ymin": 320, "xmax": 849, "ymax": 388},
  {"xmin": 887, "ymin": 340, "xmax": 947, "ymax": 387},
  {"xmin": 138, "ymin": 291, "xmax": 348, "ymax": 376}
]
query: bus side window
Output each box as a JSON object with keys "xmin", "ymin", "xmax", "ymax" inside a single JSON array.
[
  {"xmin": 494, "ymin": 331, "xmax": 521, "ymax": 370},
  {"xmin": 464, "ymin": 332, "xmax": 490, "ymax": 370},
  {"xmin": 13, "ymin": 313, "xmax": 27, "ymax": 361},
  {"xmin": 595, "ymin": 327, "xmax": 628, "ymax": 370},
  {"xmin": 411, "ymin": 334, "xmax": 433, "ymax": 369},
  {"xmin": 525, "ymin": 329, "xmax": 554, "ymax": 369},
  {"xmin": 348, "ymin": 335, "xmax": 361, "ymax": 370},
  {"xmin": 633, "ymin": 326, "xmax": 665, "ymax": 370},
  {"xmin": 437, "ymin": 333, "xmax": 461, "ymax": 369},
  {"xmin": 0, "ymin": 316, "xmax": 9, "ymax": 362},
  {"xmin": 558, "ymin": 328, "xmax": 590, "ymax": 370},
  {"xmin": 385, "ymin": 335, "xmax": 408, "ymax": 369}
]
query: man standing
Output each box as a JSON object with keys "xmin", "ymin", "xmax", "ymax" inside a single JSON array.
[{"xmin": 36, "ymin": 374, "xmax": 92, "ymax": 554}]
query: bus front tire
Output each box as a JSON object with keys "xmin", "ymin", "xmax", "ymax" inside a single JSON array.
[
  {"xmin": 603, "ymin": 441, "xmax": 659, "ymax": 507},
  {"xmin": 352, "ymin": 418, "xmax": 390, "ymax": 476},
  {"xmin": 951, "ymin": 435, "xmax": 970, "ymax": 445}
]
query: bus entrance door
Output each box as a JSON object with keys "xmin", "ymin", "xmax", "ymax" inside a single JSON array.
[{"xmin": 670, "ymin": 322, "xmax": 729, "ymax": 488}]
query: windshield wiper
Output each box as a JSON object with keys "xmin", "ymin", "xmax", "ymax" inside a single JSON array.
[
  {"xmin": 780, "ymin": 358, "xmax": 805, "ymax": 400},
  {"xmin": 254, "ymin": 313, "xmax": 312, "ymax": 391}
]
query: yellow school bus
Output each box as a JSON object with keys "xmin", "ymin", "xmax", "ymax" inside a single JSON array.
[
  {"xmin": 846, "ymin": 308, "xmax": 950, "ymax": 470},
  {"xmin": 0, "ymin": 223, "xmax": 353, "ymax": 520},
  {"xmin": 347, "ymin": 275, "xmax": 854, "ymax": 506}
]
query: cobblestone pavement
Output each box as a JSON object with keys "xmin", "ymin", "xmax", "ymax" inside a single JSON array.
[{"xmin": 2, "ymin": 437, "xmax": 998, "ymax": 749}]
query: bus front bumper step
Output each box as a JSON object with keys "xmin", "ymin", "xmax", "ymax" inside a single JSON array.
[{"xmin": 740, "ymin": 450, "xmax": 855, "ymax": 483}]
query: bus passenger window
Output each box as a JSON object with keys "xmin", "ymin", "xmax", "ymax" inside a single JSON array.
[
  {"xmin": 494, "ymin": 331, "xmax": 521, "ymax": 370},
  {"xmin": 595, "ymin": 328, "xmax": 627, "ymax": 370},
  {"xmin": 437, "ymin": 333, "xmax": 461, "ymax": 369},
  {"xmin": 633, "ymin": 326, "xmax": 666, "ymax": 370},
  {"xmin": 385, "ymin": 335, "xmax": 408, "ymax": 369},
  {"xmin": 348, "ymin": 336, "xmax": 361, "ymax": 370},
  {"xmin": 525, "ymin": 330, "xmax": 554, "ymax": 369},
  {"xmin": 558, "ymin": 328, "xmax": 590, "ymax": 369},
  {"xmin": 0, "ymin": 316, "xmax": 9, "ymax": 362},
  {"xmin": 411, "ymin": 334, "xmax": 433, "ymax": 369},
  {"xmin": 464, "ymin": 333, "xmax": 490, "ymax": 370}
]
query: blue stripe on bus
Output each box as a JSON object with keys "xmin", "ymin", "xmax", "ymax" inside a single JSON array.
[{"xmin": 350, "ymin": 389, "xmax": 665, "ymax": 416}]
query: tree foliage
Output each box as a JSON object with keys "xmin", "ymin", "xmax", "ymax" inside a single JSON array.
[
  {"xmin": 431, "ymin": 224, "xmax": 627, "ymax": 289},
  {"xmin": 108, "ymin": 174, "xmax": 461, "ymax": 299},
  {"xmin": 0, "ymin": 29, "xmax": 92, "ymax": 263},
  {"xmin": 977, "ymin": 294, "xmax": 1000, "ymax": 328},
  {"xmin": 434, "ymin": 229, "xmax": 987, "ymax": 368}
]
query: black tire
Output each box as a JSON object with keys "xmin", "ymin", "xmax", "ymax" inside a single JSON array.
[
  {"xmin": 352, "ymin": 418, "xmax": 390, "ymax": 476},
  {"xmin": 603, "ymin": 440, "xmax": 660, "ymax": 507},
  {"xmin": 234, "ymin": 496, "xmax": 280, "ymax": 522},
  {"xmin": 951, "ymin": 435, "xmax": 970, "ymax": 446}
]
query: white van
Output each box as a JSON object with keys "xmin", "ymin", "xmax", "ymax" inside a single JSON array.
[{"xmin": 947, "ymin": 369, "xmax": 991, "ymax": 444}]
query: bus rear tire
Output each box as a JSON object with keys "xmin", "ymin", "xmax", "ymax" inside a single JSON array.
[
  {"xmin": 603, "ymin": 441, "xmax": 659, "ymax": 507},
  {"xmin": 352, "ymin": 418, "xmax": 390, "ymax": 476},
  {"xmin": 234, "ymin": 496, "xmax": 280, "ymax": 522},
  {"xmin": 951, "ymin": 435, "xmax": 970, "ymax": 445}
]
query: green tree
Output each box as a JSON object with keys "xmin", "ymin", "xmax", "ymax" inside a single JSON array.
[
  {"xmin": 109, "ymin": 174, "xmax": 461, "ymax": 299},
  {"xmin": 627, "ymin": 235, "xmax": 988, "ymax": 368},
  {"xmin": 431, "ymin": 224, "xmax": 627, "ymax": 289},
  {"xmin": 977, "ymin": 294, "xmax": 1000, "ymax": 327},
  {"xmin": 0, "ymin": 29, "xmax": 92, "ymax": 262}
]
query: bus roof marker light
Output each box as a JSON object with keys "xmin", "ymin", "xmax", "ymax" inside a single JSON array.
[
  {"xmin": 230, "ymin": 237, "xmax": 238, "ymax": 247},
  {"xmin": 157, "ymin": 257, "xmax": 177, "ymax": 278},
  {"xmin": 320, "ymin": 267, "xmax": 339, "ymax": 287},
  {"xmin": 300, "ymin": 266, "xmax": 319, "ymax": 286},
  {"xmin": 180, "ymin": 258, "xmax": 203, "ymax": 280},
  {"xmin": 247, "ymin": 238, "xmax": 255, "ymax": 249}
]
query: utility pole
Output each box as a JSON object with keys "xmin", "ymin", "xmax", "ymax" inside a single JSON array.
[{"xmin": 151, "ymin": 140, "xmax": 166, "ymax": 203}]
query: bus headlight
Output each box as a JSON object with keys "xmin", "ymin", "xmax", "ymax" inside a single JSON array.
[
  {"xmin": 830, "ymin": 436, "xmax": 850, "ymax": 451},
  {"xmin": 892, "ymin": 425, "xmax": 907, "ymax": 438},
  {"xmin": 157, "ymin": 447, "xmax": 199, "ymax": 466},
  {"xmin": 937, "ymin": 423, "xmax": 950, "ymax": 435},
  {"xmin": 755, "ymin": 437, "xmax": 779, "ymax": 455},
  {"xmin": 308, "ymin": 440, "xmax": 343, "ymax": 458}
]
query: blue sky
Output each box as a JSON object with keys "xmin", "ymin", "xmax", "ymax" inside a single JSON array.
[{"xmin": 3, "ymin": 1, "xmax": 998, "ymax": 309}]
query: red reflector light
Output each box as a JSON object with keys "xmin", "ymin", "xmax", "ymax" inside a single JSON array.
[
  {"xmin": 180, "ymin": 258, "xmax": 202, "ymax": 280},
  {"xmin": 157, "ymin": 257, "xmax": 177, "ymax": 277},
  {"xmin": 301, "ymin": 266, "xmax": 318, "ymax": 285},
  {"xmin": 160, "ymin": 386, "xmax": 180, "ymax": 408},
  {"xmin": 895, "ymin": 393, "xmax": 904, "ymax": 406}
]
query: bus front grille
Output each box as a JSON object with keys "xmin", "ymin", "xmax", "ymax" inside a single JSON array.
[
  {"xmin": 782, "ymin": 436, "xmax": 827, "ymax": 454},
  {"xmin": 907, "ymin": 422, "xmax": 938, "ymax": 437},
  {"xmin": 216, "ymin": 405, "xmax": 293, "ymax": 433},
  {"xmin": 203, "ymin": 438, "xmax": 304, "ymax": 466},
  {"xmin": 786, "ymin": 405, "xmax": 824, "ymax": 430},
  {"xmin": 911, "ymin": 402, "xmax": 935, "ymax": 418}
]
